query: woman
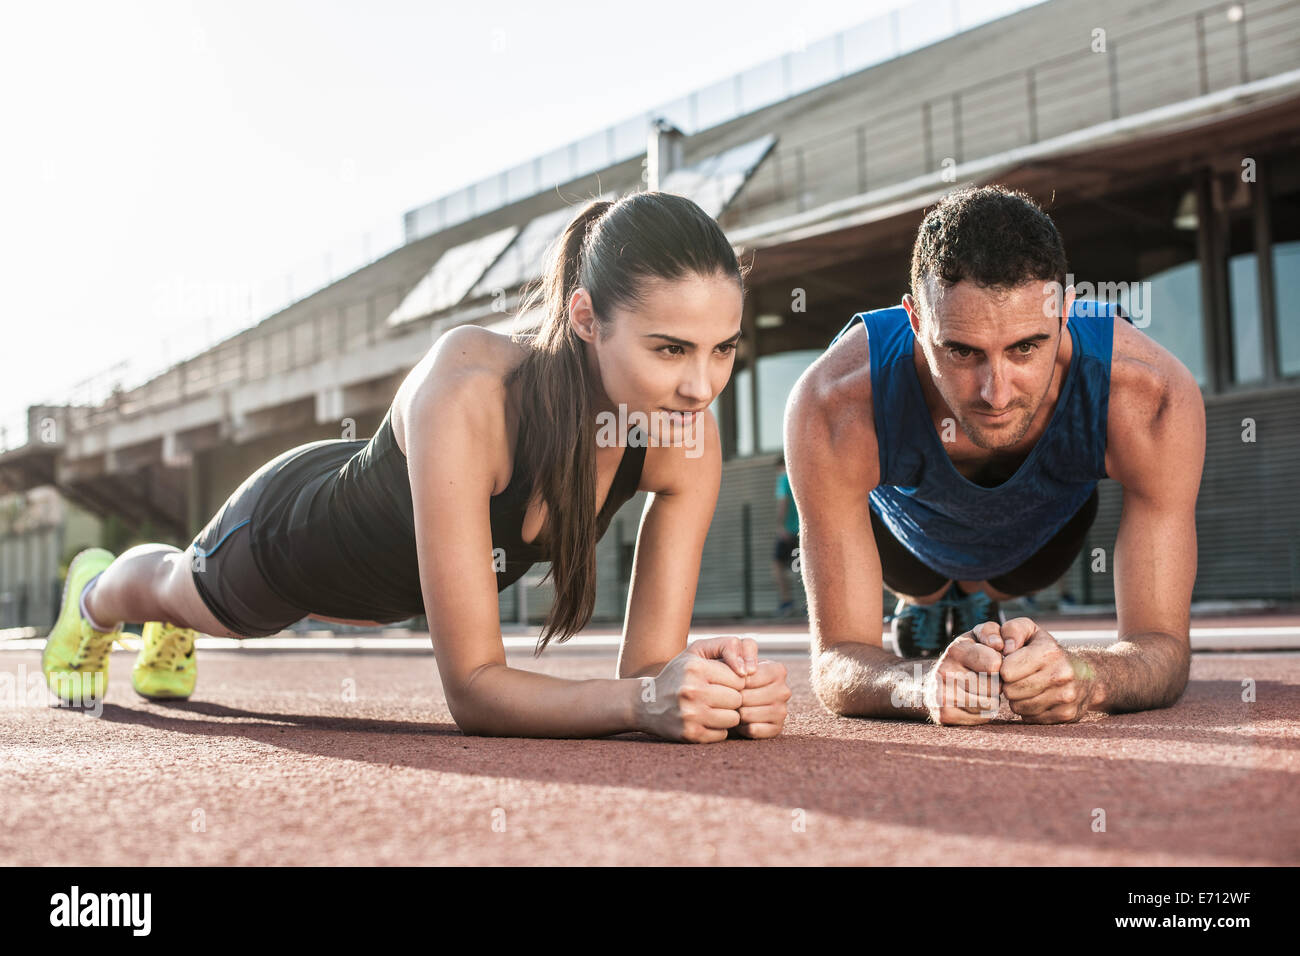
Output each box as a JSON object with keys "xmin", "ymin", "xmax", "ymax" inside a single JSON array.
[{"xmin": 43, "ymin": 192, "xmax": 792, "ymax": 742}]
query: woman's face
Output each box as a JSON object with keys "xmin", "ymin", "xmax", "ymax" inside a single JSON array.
[{"xmin": 571, "ymin": 272, "xmax": 743, "ymax": 443}]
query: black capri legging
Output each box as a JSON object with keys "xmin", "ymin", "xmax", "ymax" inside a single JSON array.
[
  {"xmin": 186, "ymin": 443, "xmax": 318, "ymax": 638},
  {"xmin": 870, "ymin": 488, "xmax": 1099, "ymax": 598}
]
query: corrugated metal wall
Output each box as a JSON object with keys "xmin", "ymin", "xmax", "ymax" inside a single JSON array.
[
  {"xmin": 0, "ymin": 526, "xmax": 62, "ymax": 628},
  {"xmin": 1069, "ymin": 385, "xmax": 1300, "ymax": 604}
]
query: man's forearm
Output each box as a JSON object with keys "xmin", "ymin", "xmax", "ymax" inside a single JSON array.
[
  {"xmin": 812, "ymin": 641, "xmax": 933, "ymax": 720},
  {"xmin": 1073, "ymin": 631, "xmax": 1191, "ymax": 714}
]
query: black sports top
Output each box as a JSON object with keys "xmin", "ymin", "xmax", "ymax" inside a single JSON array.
[{"xmin": 248, "ymin": 407, "xmax": 647, "ymax": 623}]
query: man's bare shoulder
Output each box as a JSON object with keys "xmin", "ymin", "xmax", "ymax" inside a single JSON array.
[
  {"xmin": 1105, "ymin": 314, "xmax": 1205, "ymax": 490},
  {"xmin": 787, "ymin": 320, "xmax": 879, "ymax": 484}
]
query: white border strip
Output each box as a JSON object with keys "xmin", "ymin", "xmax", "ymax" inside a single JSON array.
[{"xmin": 2, "ymin": 627, "xmax": 1298, "ymax": 653}]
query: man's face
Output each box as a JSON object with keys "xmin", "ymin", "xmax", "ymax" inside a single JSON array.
[{"xmin": 903, "ymin": 278, "xmax": 1074, "ymax": 452}]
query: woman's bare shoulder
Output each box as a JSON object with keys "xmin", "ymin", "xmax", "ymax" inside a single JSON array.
[
  {"xmin": 431, "ymin": 324, "xmax": 528, "ymax": 380},
  {"xmin": 393, "ymin": 325, "xmax": 527, "ymax": 456}
]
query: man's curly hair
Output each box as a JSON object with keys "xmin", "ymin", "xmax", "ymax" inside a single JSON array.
[{"xmin": 910, "ymin": 185, "xmax": 1068, "ymax": 317}]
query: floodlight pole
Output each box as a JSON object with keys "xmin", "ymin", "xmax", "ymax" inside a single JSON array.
[{"xmin": 646, "ymin": 118, "xmax": 684, "ymax": 191}]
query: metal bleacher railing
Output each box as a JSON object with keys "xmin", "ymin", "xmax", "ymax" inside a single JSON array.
[{"xmin": 725, "ymin": 0, "xmax": 1300, "ymax": 222}]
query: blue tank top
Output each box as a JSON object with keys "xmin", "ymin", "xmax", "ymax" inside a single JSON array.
[{"xmin": 829, "ymin": 300, "xmax": 1122, "ymax": 581}]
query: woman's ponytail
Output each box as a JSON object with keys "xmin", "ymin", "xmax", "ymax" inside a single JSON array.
[{"xmin": 506, "ymin": 200, "xmax": 611, "ymax": 652}]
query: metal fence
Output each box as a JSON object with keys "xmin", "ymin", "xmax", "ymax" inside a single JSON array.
[
  {"xmin": 23, "ymin": 281, "xmax": 414, "ymax": 437},
  {"xmin": 727, "ymin": 0, "xmax": 1300, "ymax": 222}
]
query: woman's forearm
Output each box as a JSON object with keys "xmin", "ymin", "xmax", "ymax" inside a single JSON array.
[{"xmin": 449, "ymin": 663, "xmax": 645, "ymax": 738}]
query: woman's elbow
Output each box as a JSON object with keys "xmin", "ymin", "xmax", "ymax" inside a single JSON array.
[
  {"xmin": 444, "ymin": 665, "xmax": 504, "ymax": 736},
  {"xmin": 447, "ymin": 699, "xmax": 505, "ymax": 737}
]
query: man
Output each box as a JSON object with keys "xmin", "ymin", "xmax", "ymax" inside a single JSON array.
[
  {"xmin": 772, "ymin": 455, "xmax": 801, "ymax": 617},
  {"xmin": 785, "ymin": 184, "xmax": 1205, "ymax": 725}
]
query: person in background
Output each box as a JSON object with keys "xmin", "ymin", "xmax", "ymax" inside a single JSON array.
[{"xmin": 772, "ymin": 455, "xmax": 801, "ymax": 618}]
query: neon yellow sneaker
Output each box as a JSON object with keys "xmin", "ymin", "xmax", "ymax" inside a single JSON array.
[
  {"xmin": 132, "ymin": 622, "xmax": 197, "ymax": 699},
  {"xmin": 43, "ymin": 547, "xmax": 131, "ymax": 705}
]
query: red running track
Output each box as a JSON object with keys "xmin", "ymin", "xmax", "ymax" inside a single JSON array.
[{"xmin": 1, "ymin": 647, "xmax": 1297, "ymax": 865}]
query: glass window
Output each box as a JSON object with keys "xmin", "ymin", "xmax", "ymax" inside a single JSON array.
[
  {"xmin": 413, "ymin": 203, "xmax": 441, "ymax": 241},
  {"xmin": 1223, "ymin": 210, "xmax": 1265, "ymax": 386},
  {"xmin": 788, "ymin": 35, "xmax": 841, "ymax": 94},
  {"xmin": 1228, "ymin": 252, "xmax": 1264, "ymax": 384},
  {"xmin": 610, "ymin": 117, "xmax": 646, "ymax": 162},
  {"xmin": 736, "ymin": 60, "xmax": 784, "ymax": 116},
  {"xmin": 539, "ymin": 148, "xmax": 571, "ymax": 190},
  {"xmin": 659, "ymin": 134, "xmax": 775, "ymax": 219},
  {"xmin": 472, "ymin": 175, "xmax": 503, "ymax": 216},
  {"xmin": 506, "ymin": 161, "xmax": 537, "ymax": 205},
  {"xmin": 897, "ymin": 0, "xmax": 955, "ymax": 52},
  {"xmin": 735, "ymin": 368, "xmax": 754, "ymax": 457},
  {"xmin": 473, "ymin": 194, "xmax": 614, "ymax": 298},
  {"xmin": 711, "ymin": 350, "xmax": 833, "ymax": 458},
  {"xmin": 653, "ymin": 96, "xmax": 693, "ymax": 134},
  {"xmin": 574, "ymin": 131, "xmax": 609, "ymax": 176},
  {"xmin": 1275, "ymin": 240, "xmax": 1300, "ymax": 377},
  {"xmin": 757, "ymin": 350, "xmax": 821, "ymax": 453},
  {"xmin": 696, "ymin": 77, "xmax": 738, "ymax": 132},
  {"xmin": 387, "ymin": 226, "xmax": 519, "ymax": 325},
  {"xmin": 444, "ymin": 189, "xmax": 469, "ymax": 229},
  {"xmin": 1268, "ymin": 161, "xmax": 1300, "ymax": 378},
  {"xmin": 1121, "ymin": 261, "xmax": 1208, "ymax": 387},
  {"xmin": 842, "ymin": 14, "xmax": 897, "ymax": 72}
]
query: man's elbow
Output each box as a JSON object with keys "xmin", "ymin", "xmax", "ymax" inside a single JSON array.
[
  {"xmin": 1150, "ymin": 632, "xmax": 1191, "ymax": 708},
  {"xmin": 1161, "ymin": 638, "xmax": 1192, "ymax": 708},
  {"xmin": 809, "ymin": 650, "xmax": 853, "ymax": 717},
  {"xmin": 1111, "ymin": 632, "xmax": 1190, "ymax": 712}
]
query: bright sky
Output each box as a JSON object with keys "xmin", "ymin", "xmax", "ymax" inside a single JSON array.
[{"xmin": 2, "ymin": 0, "xmax": 1016, "ymax": 439}]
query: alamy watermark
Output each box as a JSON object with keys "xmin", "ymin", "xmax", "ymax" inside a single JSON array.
[
  {"xmin": 595, "ymin": 403, "xmax": 704, "ymax": 458},
  {"xmin": 890, "ymin": 662, "xmax": 1001, "ymax": 719},
  {"xmin": 1042, "ymin": 276, "xmax": 1152, "ymax": 328},
  {"xmin": 2, "ymin": 662, "xmax": 104, "ymax": 717},
  {"xmin": 49, "ymin": 885, "xmax": 150, "ymax": 935}
]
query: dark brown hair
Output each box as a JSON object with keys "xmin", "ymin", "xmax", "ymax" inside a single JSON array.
[
  {"xmin": 506, "ymin": 191, "xmax": 746, "ymax": 653},
  {"xmin": 910, "ymin": 184, "xmax": 1068, "ymax": 322}
]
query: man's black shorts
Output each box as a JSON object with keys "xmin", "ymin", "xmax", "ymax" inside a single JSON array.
[{"xmin": 870, "ymin": 488, "xmax": 1099, "ymax": 598}]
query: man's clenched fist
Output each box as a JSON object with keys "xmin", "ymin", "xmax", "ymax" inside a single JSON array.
[
  {"xmin": 923, "ymin": 625, "xmax": 1004, "ymax": 725},
  {"xmin": 973, "ymin": 617, "xmax": 1098, "ymax": 723}
]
